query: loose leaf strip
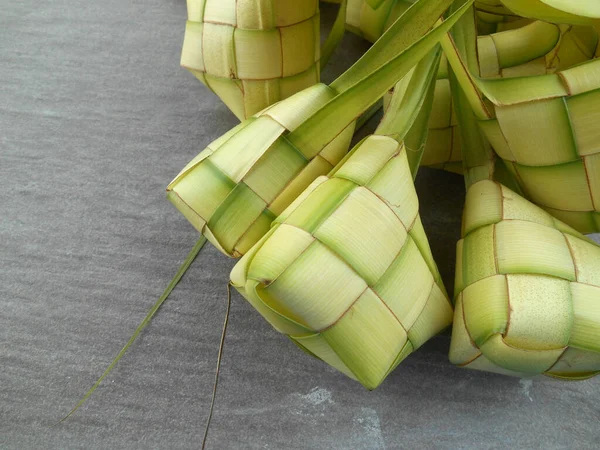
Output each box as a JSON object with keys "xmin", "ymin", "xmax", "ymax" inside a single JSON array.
[
  {"xmin": 201, "ymin": 283, "xmax": 232, "ymax": 450},
  {"xmin": 331, "ymin": 0, "xmax": 461, "ymax": 94},
  {"xmin": 57, "ymin": 236, "xmax": 207, "ymax": 423}
]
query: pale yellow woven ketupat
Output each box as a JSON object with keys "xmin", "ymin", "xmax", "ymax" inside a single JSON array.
[
  {"xmin": 231, "ymin": 49, "xmax": 453, "ymax": 389},
  {"xmin": 181, "ymin": 0, "xmax": 323, "ymax": 120},
  {"xmin": 451, "ymin": 179, "xmax": 600, "ymax": 379}
]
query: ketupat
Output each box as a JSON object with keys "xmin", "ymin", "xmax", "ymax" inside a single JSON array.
[
  {"xmin": 168, "ymin": 0, "xmax": 474, "ymax": 258},
  {"xmin": 448, "ymin": 69, "xmax": 600, "ymax": 380},
  {"xmin": 181, "ymin": 0, "xmax": 347, "ymax": 120},
  {"xmin": 388, "ymin": 18, "xmax": 597, "ymax": 174},
  {"xmin": 231, "ymin": 49, "xmax": 453, "ymax": 389},
  {"xmin": 441, "ymin": 6, "xmax": 600, "ymax": 233},
  {"xmin": 451, "ymin": 180, "xmax": 600, "ymax": 379}
]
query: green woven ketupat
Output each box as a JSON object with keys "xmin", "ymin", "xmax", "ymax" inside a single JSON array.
[
  {"xmin": 168, "ymin": 0, "xmax": 474, "ymax": 257},
  {"xmin": 448, "ymin": 61, "xmax": 600, "ymax": 380},
  {"xmin": 168, "ymin": 83, "xmax": 356, "ymax": 257},
  {"xmin": 231, "ymin": 135, "xmax": 453, "ymax": 389},
  {"xmin": 391, "ymin": 19, "xmax": 596, "ymax": 175},
  {"xmin": 230, "ymin": 49, "xmax": 454, "ymax": 389},
  {"xmin": 442, "ymin": 7, "xmax": 600, "ymax": 234},
  {"xmin": 450, "ymin": 179, "xmax": 600, "ymax": 379},
  {"xmin": 181, "ymin": 0, "xmax": 323, "ymax": 120}
]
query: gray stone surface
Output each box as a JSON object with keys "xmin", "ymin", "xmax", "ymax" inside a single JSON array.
[{"xmin": 2, "ymin": 1, "xmax": 599, "ymax": 449}]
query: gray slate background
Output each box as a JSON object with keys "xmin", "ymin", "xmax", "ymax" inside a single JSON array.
[{"xmin": 2, "ymin": 1, "xmax": 600, "ymax": 449}]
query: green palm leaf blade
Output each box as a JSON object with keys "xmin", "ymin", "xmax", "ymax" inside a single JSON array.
[{"xmin": 58, "ymin": 236, "xmax": 207, "ymax": 422}]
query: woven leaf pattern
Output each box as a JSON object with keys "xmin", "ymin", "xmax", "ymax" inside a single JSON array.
[
  {"xmin": 477, "ymin": 57, "xmax": 600, "ymax": 233},
  {"xmin": 167, "ymin": 83, "xmax": 354, "ymax": 257},
  {"xmin": 182, "ymin": 0, "xmax": 321, "ymax": 119},
  {"xmin": 451, "ymin": 180, "xmax": 600, "ymax": 379},
  {"xmin": 440, "ymin": 8, "xmax": 600, "ymax": 233},
  {"xmin": 231, "ymin": 135, "xmax": 453, "ymax": 389},
  {"xmin": 402, "ymin": 23, "xmax": 594, "ymax": 175}
]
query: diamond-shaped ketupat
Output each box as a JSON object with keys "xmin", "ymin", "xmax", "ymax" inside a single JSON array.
[
  {"xmin": 447, "ymin": 40, "xmax": 600, "ymax": 380},
  {"xmin": 229, "ymin": 47, "xmax": 453, "ymax": 389},
  {"xmin": 450, "ymin": 180, "xmax": 600, "ymax": 379},
  {"xmin": 167, "ymin": 83, "xmax": 356, "ymax": 258},
  {"xmin": 231, "ymin": 134, "xmax": 454, "ymax": 389},
  {"xmin": 181, "ymin": 0, "xmax": 324, "ymax": 120}
]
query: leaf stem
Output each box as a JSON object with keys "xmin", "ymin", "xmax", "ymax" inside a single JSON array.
[{"xmin": 56, "ymin": 235, "xmax": 207, "ymax": 424}]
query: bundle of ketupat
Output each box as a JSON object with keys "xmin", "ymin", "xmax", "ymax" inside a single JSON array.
[
  {"xmin": 61, "ymin": 0, "xmax": 600, "ymax": 430},
  {"xmin": 181, "ymin": 0, "xmax": 347, "ymax": 120},
  {"xmin": 231, "ymin": 48, "xmax": 454, "ymax": 389},
  {"xmin": 448, "ymin": 70, "xmax": 600, "ymax": 380},
  {"xmin": 61, "ymin": 3, "xmax": 474, "ymax": 419},
  {"xmin": 442, "ymin": 5, "xmax": 600, "ymax": 234},
  {"xmin": 168, "ymin": 0, "xmax": 474, "ymax": 258}
]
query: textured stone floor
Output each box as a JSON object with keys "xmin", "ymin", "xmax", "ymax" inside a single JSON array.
[{"xmin": 2, "ymin": 1, "xmax": 599, "ymax": 449}]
